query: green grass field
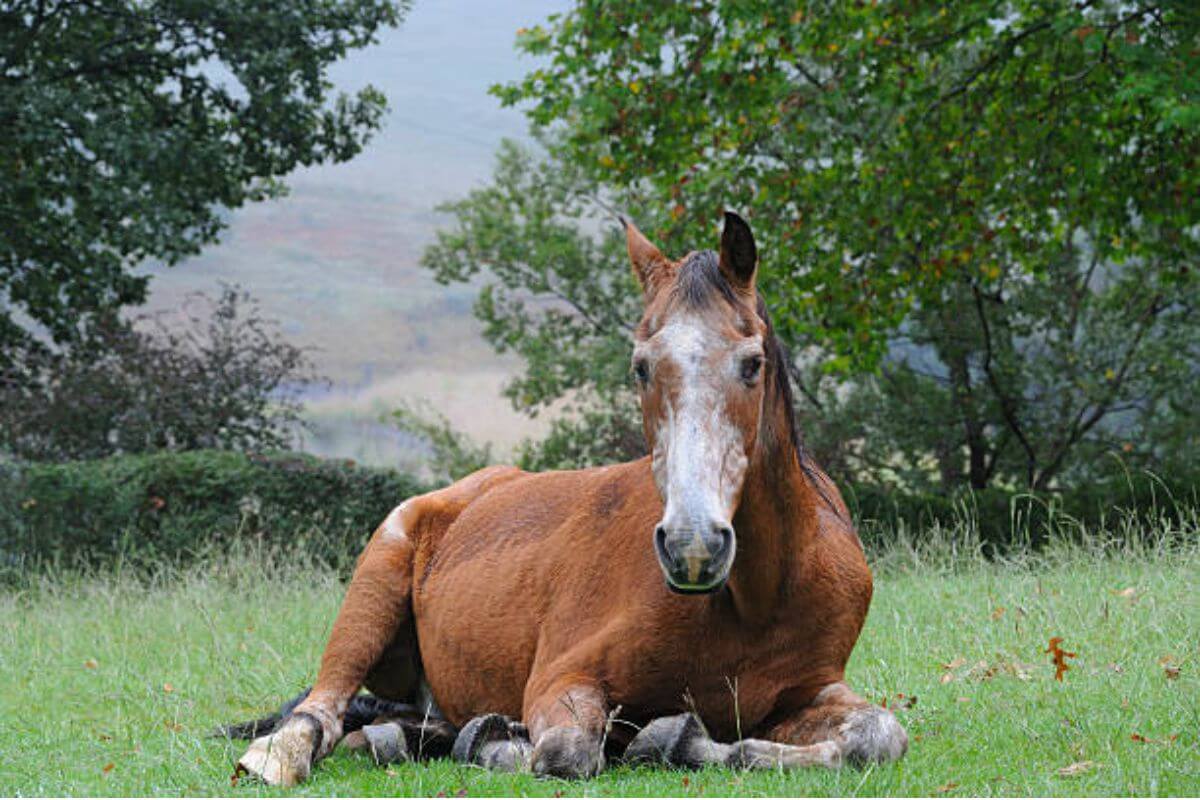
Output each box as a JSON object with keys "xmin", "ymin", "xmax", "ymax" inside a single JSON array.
[{"xmin": 1, "ymin": 529, "xmax": 1197, "ymax": 797}]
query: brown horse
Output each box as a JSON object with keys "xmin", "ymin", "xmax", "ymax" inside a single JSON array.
[{"xmin": 232, "ymin": 212, "xmax": 907, "ymax": 785}]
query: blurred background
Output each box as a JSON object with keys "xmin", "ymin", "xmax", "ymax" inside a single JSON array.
[{"xmin": 139, "ymin": 0, "xmax": 569, "ymax": 468}]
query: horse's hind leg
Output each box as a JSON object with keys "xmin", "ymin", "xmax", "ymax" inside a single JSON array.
[{"xmin": 236, "ymin": 503, "xmax": 421, "ymax": 786}]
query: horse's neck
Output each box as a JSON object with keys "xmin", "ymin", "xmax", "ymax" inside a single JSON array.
[{"xmin": 727, "ymin": 423, "xmax": 817, "ymax": 624}]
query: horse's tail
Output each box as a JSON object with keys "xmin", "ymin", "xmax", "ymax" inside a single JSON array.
[{"xmin": 216, "ymin": 688, "xmax": 425, "ymax": 740}]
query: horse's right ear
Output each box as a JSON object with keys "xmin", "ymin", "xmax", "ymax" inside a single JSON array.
[{"xmin": 623, "ymin": 217, "xmax": 671, "ymax": 296}]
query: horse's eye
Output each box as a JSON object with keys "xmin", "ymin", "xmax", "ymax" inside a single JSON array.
[
  {"xmin": 634, "ymin": 359, "xmax": 650, "ymax": 384},
  {"xmin": 740, "ymin": 354, "xmax": 764, "ymax": 384}
]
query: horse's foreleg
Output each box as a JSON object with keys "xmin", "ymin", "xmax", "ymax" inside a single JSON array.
[
  {"xmin": 761, "ymin": 682, "xmax": 908, "ymax": 765},
  {"xmin": 453, "ymin": 679, "xmax": 609, "ymax": 778},
  {"xmin": 624, "ymin": 713, "xmax": 842, "ymax": 770},
  {"xmin": 237, "ymin": 505, "xmax": 418, "ymax": 786},
  {"xmin": 625, "ymin": 682, "xmax": 906, "ymax": 771},
  {"xmin": 526, "ymin": 681, "xmax": 609, "ymax": 779}
]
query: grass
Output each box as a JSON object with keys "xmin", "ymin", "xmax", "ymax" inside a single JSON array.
[{"xmin": 1, "ymin": 520, "xmax": 1197, "ymax": 797}]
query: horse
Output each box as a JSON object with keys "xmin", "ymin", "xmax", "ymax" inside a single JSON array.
[{"xmin": 229, "ymin": 212, "xmax": 907, "ymax": 785}]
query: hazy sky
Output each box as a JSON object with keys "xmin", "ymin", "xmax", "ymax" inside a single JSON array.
[{"xmin": 140, "ymin": 0, "xmax": 573, "ymax": 465}]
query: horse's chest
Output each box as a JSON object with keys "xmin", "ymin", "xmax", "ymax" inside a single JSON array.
[{"xmin": 604, "ymin": 617, "xmax": 812, "ymax": 738}]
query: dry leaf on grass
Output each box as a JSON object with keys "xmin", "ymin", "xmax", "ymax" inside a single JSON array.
[
  {"xmin": 1131, "ymin": 733, "xmax": 1179, "ymax": 746},
  {"xmin": 1110, "ymin": 587, "xmax": 1138, "ymax": 601},
  {"xmin": 1057, "ymin": 760, "xmax": 1098, "ymax": 777},
  {"xmin": 163, "ymin": 682, "xmax": 175, "ymax": 693},
  {"xmin": 84, "ymin": 658, "xmax": 98, "ymax": 669},
  {"xmin": 991, "ymin": 606, "xmax": 1006, "ymax": 620},
  {"xmin": 1158, "ymin": 656, "xmax": 1181, "ymax": 680},
  {"xmin": 102, "ymin": 763, "xmax": 115, "ymax": 774},
  {"xmin": 1045, "ymin": 637, "xmax": 1077, "ymax": 681},
  {"xmin": 936, "ymin": 781, "xmax": 960, "ymax": 793}
]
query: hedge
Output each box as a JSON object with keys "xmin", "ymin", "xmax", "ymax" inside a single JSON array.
[
  {"xmin": 0, "ymin": 450, "xmax": 426, "ymax": 574},
  {"xmin": 1, "ymin": 450, "xmax": 1195, "ymax": 575}
]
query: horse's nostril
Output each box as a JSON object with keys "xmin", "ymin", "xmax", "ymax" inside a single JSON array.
[
  {"xmin": 712, "ymin": 527, "xmax": 734, "ymax": 561},
  {"xmin": 654, "ymin": 525, "xmax": 671, "ymax": 562}
]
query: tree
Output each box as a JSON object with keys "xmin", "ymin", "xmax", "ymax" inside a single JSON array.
[
  {"xmin": 426, "ymin": 0, "xmax": 1200, "ymax": 490},
  {"xmin": 0, "ymin": 0, "xmax": 407, "ymax": 367},
  {"xmin": 0, "ymin": 285, "xmax": 316, "ymax": 461}
]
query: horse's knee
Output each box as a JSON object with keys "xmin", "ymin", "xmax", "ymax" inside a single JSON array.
[
  {"xmin": 838, "ymin": 705, "xmax": 907, "ymax": 764},
  {"xmin": 531, "ymin": 725, "xmax": 604, "ymax": 779}
]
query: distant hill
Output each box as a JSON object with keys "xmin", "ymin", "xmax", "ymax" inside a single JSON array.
[{"xmin": 137, "ymin": 0, "xmax": 571, "ymax": 469}]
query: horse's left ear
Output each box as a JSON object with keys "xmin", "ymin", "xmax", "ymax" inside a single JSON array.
[{"xmin": 719, "ymin": 211, "xmax": 757, "ymax": 296}]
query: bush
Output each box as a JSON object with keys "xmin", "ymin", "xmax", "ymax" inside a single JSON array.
[
  {"xmin": 846, "ymin": 463, "xmax": 1200, "ymax": 553},
  {"xmin": 0, "ymin": 286, "xmax": 317, "ymax": 462},
  {"xmin": 0, "ymin": 450, "xmax": 426, "ymax": 575}
]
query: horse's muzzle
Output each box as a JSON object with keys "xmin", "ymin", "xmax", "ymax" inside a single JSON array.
[{"xmin": 654, "ymin": 523, "xmax": 735, "ymax": 594}]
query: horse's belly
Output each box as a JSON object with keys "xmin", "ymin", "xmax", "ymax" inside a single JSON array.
[{"xmin": 412, "ymin": 556, "xmax": 543, "ymax": 726}]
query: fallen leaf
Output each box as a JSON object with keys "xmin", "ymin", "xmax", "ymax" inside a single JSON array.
[
  {"xmin": 1131, "ymin": 733, "xmax": 1179, "ymax": 746},
  {"xmin": 84, "ymin": 659, "xmax": 98, "ymax": 669},
  {"xmin": 941, "ymin": 657, "xmax": 966, "ymax": 670},
  {"xmin": 939, "ymin": 672, "xmax": 955, "ymax": 684},
  {"xmin": 936, "ymin": 781, "xmax": 959, "ymax": 793},
  {"xmin": 991, "ymin": 606, "xmax": 1006, "ymax": 620},
  {"xmin": 164, "ymin": 720, "xmax": 183, "ymax": 733},
  {"xmin": 1057, "ymin": 760, "xmax": 1097, "ymax": 777},
  {"xmin": 102, "ymin": 763, "xmax": 115, "ymax": 774},
  {"xmin": 682, "ymin": 776, "xmax": 691, "ymax": 787},
  {"xmin": 1045, "ymin": 637, "xmax": 1077, "ymax": 681},
  {"xmin": 1110, "ymin": 587, "xmax": 1137, "ymax": 599},
  {"xmin": 163, "ymin": 682, "xmax": 175, "ymax": 693}
]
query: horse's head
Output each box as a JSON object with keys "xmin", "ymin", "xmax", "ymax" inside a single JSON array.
[{"xmin": 626, "ymin": 212, "xmax": 768, "ymax": 594}]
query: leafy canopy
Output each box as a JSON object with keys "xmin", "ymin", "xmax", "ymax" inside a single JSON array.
[
  {"xmin": 496, "ymin": 0, "xmax": 1199, "ymax": 372},
  {"xmin": 0, "ymin": 0, "xmax": 407, "ymax": 363},
  {"xmin": 418, "ymin": 0, "xmax": 1200, "ymax": 488}
]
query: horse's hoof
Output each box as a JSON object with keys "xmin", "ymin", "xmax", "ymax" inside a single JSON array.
[
  {"xmin": 235, "ymin": 713, "xmax": 322, "ymax": 786},
  {"xmin": 362, "ymin": 722, "xmax": 409, "ymax": 765},
  {"xmin": 624, "ymin": 713, "xmax": 717, "ymax": 768},
  {"xmin": 531, "ymin": 725, "xmax": 604, "ymax": 779},
  {"xmin": 452, "ymin": 713, "xmax": 532, "ymax": 772}
]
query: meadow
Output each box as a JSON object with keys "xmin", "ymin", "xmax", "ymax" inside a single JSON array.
[{"xmin": 1, "ymin": 521, "xmax": 1197, "ymax": 797}]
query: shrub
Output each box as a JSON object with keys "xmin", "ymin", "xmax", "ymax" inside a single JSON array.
[
  {"xmin": 846, "ymin": 463, "xmax": 1200, "ymax": 553},
  {"xmin": 0, "ymin": 286, "xmax": 317, "ymax": 462},
  {"xmin": 0, "ymin": 450, "xmax": 426, "ymax": 576}
]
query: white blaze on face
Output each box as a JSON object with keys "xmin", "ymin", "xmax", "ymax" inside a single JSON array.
[{"xmin": 646, "ymin": 315, "xmax": 757, "ymax": 542}]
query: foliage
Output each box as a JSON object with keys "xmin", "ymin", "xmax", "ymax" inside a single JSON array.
[
  {"xmin": 0, "ymin": 285, "xmax": 316, "ymax": 462},
  {"xmin": 0, "ymin": 449, "xmax": 426, "ymax": 573},
  {"xmin": 428, "ymin": 0, "xmax": 1200, "ymax": 491},
  {"xmin": 391, "ymin": 400, "xmax": 494, "ymax": 484},
  {"xmin": 0, "ymin": 0, "xmax": 407, "ymax": 365}
]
